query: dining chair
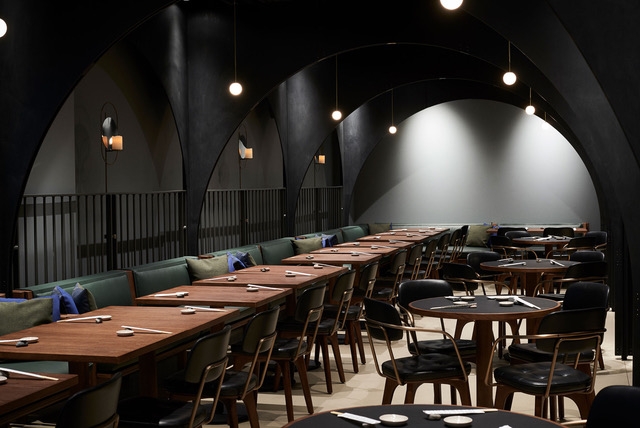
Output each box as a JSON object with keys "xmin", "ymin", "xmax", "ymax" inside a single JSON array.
[
  {"xmin": 164, "ymin": 307, "xmax": 279, "ymax": 428},
  {"xmin": 448, "ymin": 225, "xmax": 469, "ymax": 263},
  {"xmin": 560, "ymin": 385, "xmax": 640, "ymax": 427},
  {"xmin": 487, "ymin": 307, "xmax": 607, "ymax": 420},
  {"xmin": 15, "ymin": 371, "xmax": 123, "ymax": 428},
  {"xmin": 431, "ymin": 233, "xmax": 451, "ymax": 274},
  {"xmin": 569, "ymin": 250, "xmax": 605, "ymax": 263},
  {"xmin": 533, "ymin": 261, "xmax": 608, "ymax": 300},
  {"xmin": 490, "ymin": 235, "xmax": 534, "ymax": 260},
  {"xmin": 583, "ymin": 231, "xmax": 607, "ymax": 251},
  {"xmin": 496, "ymin": 226, "xmax": 527, "ymax": 236},
  {"xmin": 403, "ymin": 243, "xmax": 425, "ymax": 280},
  {"xmin": 314, "ymin": 269, "xmax": 356, "ymax": 393},
  {"xmin": 396, "ymin": 279, "xmax": 477, "ymax": 404},
  {"xmin": 543, "ymin": 226, "xmax": 575, "ymax": 238},
  {"xmin": 371, "ymin": 248, "xmax": 407, "ymax": 303},
  {"xmin": 270, "ymin": 284, "xmax": 326, "ymax": 421},
  {"xmin": 419, "ymin": 238, "xmax": 439, "ymax": 279},
  {"xmin": 336, "ymin": 261, "xmax": 379, "ymax": 370},
  {"xmin": 438, "ymin": 262, "xmax": 511, "ymax": 296},
  {"xmin": 466, "ymin": 251, "xmax": 515, "ymax": 295},
  {"xmin": 363, "ymin": 297, "xmax": 472, "ymax": 405},
  {"xmin": 118, "ymin": 326, "xmax": 231, "ymax": 428},
  {"xmin": 546, "ymin": 236, "xmax": 596, "ymax": 259}
]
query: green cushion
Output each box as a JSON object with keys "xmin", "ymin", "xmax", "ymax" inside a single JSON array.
[
  {"xmin": 186, "ymin": 256, "xmax": 229, "ymax": 281},
  {"xmin": 368, "ymin": 223, "xmax": 391, "ymax": 234},
  {"xmin": 292, "ymin": 237, "xmax": 323, "ymax": 255},
  {"xmin": 259, "ymin": 238, "xmax": 295, "ymax": 264},
  {"xmin": 341, "ymin": 225, "xmax": 367, "ymax": 241},
  {"xmin": 0, "ymin": 299, "xmax": 53, "ymax": 336},
  {"xmin": 466, "ymin": 224, "xmax": 490, "ymax": 247}
]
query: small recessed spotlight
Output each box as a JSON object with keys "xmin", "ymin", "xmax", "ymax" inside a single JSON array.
[{"xmin": 440, "ymin": 0, "xmax": 463, "ymax": 10}]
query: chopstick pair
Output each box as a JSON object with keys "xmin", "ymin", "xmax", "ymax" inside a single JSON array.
[
  {"xmin": 246, "ymin": 284, "xmax": 285, "ymax": 291},
  {"xmin": 0, "ymin": 367, "xmax": 58, "ymax": 381},
  {"xmin": 430, "ymin": 303, "xmax": 477, "ymax": 310},
  {"xmin": 285, "ymin": 270, "xmax": 316, "ymax": 277},
  {"xmin": 121, "ymin": 325, "xmax": 172, "ymax": 334},
  {"xmin": 57, "ymin": 315, "xmax": 112, "ymax": 323}
]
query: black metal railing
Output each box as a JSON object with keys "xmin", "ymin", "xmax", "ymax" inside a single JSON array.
[{"xmin": 15, "ymin": 186, "xmax": 342, "ymax": 288}]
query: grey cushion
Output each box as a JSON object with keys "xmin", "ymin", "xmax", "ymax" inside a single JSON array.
[
  {"xmin": 466, "ymin": 224, "xmax": 490, "ymax": 247},
  {"xmin": 0, "ymin": 299, "xmax": 52, "ymax": 336},
  {"xmin": 292, "ymin": 237, "xmax": 323, "ymax": 254},
  {"xmin": 186, "ymin": 256, "xmax": 229, "ymax": 281}
]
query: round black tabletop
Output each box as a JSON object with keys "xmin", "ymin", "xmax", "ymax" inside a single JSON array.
[{"xmin": 283, "ymin": 404, "xmax": 563, "ymax": 428}]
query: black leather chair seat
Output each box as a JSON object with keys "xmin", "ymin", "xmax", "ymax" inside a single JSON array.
[
  {"xmin": 315, "ymin": 317, "xmax": 337, "ymax": 334},
  {"xmin": 381, "ymin": 353, "xmax": 471, "ymax": 382},
  {"xmin": 163, "ymin": 369, "xmax": 257, "ymax": 398},
  {"xmin": 272, "ymin": 338, "xmax": 309, "ymax": 359},
  {"xmin": 494, "ymin": 362, "xmax": 592, "ymax": 395},
  {"xmin": 323, "ymin": 303, "xmax": 360, "ymax": 320},
  {"xmin": 118, "ymin": 396, "xmax": 211, "ymax": 428},
  {"xmin": 536, "ymin": 293, "xmax": 565, "ymax": 301},
  {"xmin": 507, "ymin": 343, "xmax": 594, "ymax": 363},
  {"xmin": 409, "ymin": 338, "xmax": 477, "ymax": 358}
]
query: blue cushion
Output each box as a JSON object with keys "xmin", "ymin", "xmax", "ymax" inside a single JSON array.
[
  {"xmin": 235, "ymin": 251, "xmax": 256, "ymax": 268},
  {"xmin": 321, "ymin": 234, "xmax": 338, "ymax": 247},
  {"xmin": 227, "ymin": 252, "xmax": 246, "ymax": 272},
  {"xmin": 52, "ymin": 285, "xmax": 79, "ymax": 314},
  {"xmin": 72, "ymin": 283, "xmax": 97, "ymax": 314}
]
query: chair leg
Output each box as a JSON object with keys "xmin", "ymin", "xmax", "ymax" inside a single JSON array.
[
  {"xmin": 293, "ymin": 356, "xmax": 315, "ymax": 416},
  {"xmin": 278, "ymin": 360, "xmax": 295, "ymax": 421},
  {"xmin": 317, "ymin": 335, "xmax": 334, "ymax": 394},
  {"xmin": 221, "ymin": 398, "xmax": 239, "ymax": 428},
  {"xmin": 345, "ymin": 322, "xmax": 360, "ymax": 373},
  {"xmin": 329, "ymin": 332, "xmax": 346, "ymax": 383},
  {"xmin": 243, "ymin": 391, "xmax": 260, "ymax": 428},
  {"xmin": 404, "ymin": 383, "xmax": 418, "ymax": 404},
  {"xmin": 382, "ymin": 379, "xmax": 399, "ymax": 404}
]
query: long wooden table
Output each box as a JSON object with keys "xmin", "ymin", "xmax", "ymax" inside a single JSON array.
[
  {"xmin": 135, "ymin": 284, "xmax": 291, "ymax": 312},
  {"xmin": 0, "ymin": 306, "xmax": 238, "ymax": 397},
  {"xmin": 194, "ymin": 264, "xmax": 347, "ymax": 313},
  {"xmin": 357, "ymin": 227, "xmax": 449, "ymax": 244},
  {"xmin": 0, "ymin": 372, "xmax": 78, "ymax": 427}
]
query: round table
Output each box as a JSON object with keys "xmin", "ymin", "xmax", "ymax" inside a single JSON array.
[
  {"xmin": 283, "ymin": 404, "xmax": 563, "ymax": 427},
  {"xmin": 409, "ymin": 295, "xmax": 560, "ymax": 407},
  {"xmin": 480, "ymin": 258, "xmax": 579, "ymax": 296}
]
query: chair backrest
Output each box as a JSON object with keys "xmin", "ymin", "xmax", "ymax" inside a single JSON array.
[
  {"xmin": 331, "ymin": 269, "xmax": 356, "ymax": 302},
  {"xmin": 357, "ymin": 261, "xmax": 379, "ymax": 292},
  {"xmin": 585, "ymin": 385, "xmax": 640, "ymax": 427},
  {"xmin": 397, "ymin": 279, "xmax": 453, "ymax": 310},
  {"xmin": 543, "ymin": 226, "xmax": 575, "ymax": 237},
  {"xmin": 57, "ymin": 371, "xmax": 122, "ymax": 428},
  {"xmin": 294, "ymin": 283, "xmax": 327, "ymax": 323},
  {"xmin": 183, "ymin": 325, "xmax": 232, "ymax": 384},
  {"xmin": 439, "ymin": 262, "xmax": 480, "ymax": 293},
  {"xmin": 467, "ymin": 251, "xmax": 502, "ymax": 276},
  {"xmin": 566, "ymin": 236, "xmax": 596, "ymax": 249},
  {"xmin": 569, "ymin": 250, "xmax": 605, "ymax": 262},
  {"xmin": 406, "ymin": 244, "xmax": 424, "ymax": 279},
  {"xmin": 363, "ymin": 297, "xmax": 404, "ymax": 341},
  {"xmin": 389, "ymin": 249, "xmax": 408, "ymax": 274},
  {"xmin": 584, "ymin": 231, "xmax": 607, "ymax": 248},
  {"xmin": 496, "ymin": 226, "xmax": 526, "ymax": 236},
  {"xmin": 421, "ymin": 239, "xmax": 439, "ymax": 277},
  {"xmin": 562, "ymin": 282, "xmax": 610, "ymax": 311},
  {"xmin": 241, "ymin": 306, "xmax": 280, "ymax": 354},
  {"xmin": 505, "ymin": 230, "xmax": 531, "ymax": 240},
  {"xmin": 564, "ymin": 261, "xmax": 608, "ymax": 281},
  {"xmin": 535, "ymin": 307, "xmax": 606, "ymax": 355}
]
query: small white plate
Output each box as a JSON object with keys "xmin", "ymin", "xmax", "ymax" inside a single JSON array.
[
  {"xmin": 499, "ymin": 301, "xmax": 514, "ymax": 307},
  {"xmin": 181, "ymin": 308, "xmax": 196, "ymax": 315},
  {"xmin": 453, "ymin": 301, "xmax": 469, "ymax": 306},
  {"xmin": 117, "ymin": 329, "xmax": 134, "ymax": 337},
  {"xmin": 379, "ymin": 414, "xmax": 408, "ymax": 426},
  {"xmin": 443, "ymin": 415, "xmax": 473, "ymax": 427},
  {"xmin": 246, "ymin": 287, "xmax": 259, "ymax": 292}
]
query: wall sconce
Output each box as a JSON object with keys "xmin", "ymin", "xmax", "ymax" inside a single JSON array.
[
  {"xmin": 315, "ymin": 155, "xmax": 326, "ymax": 164},
  {"xmin": 238, "ymin": 134, "xmax": 253, "ymax": 159},
  {"xmin": 100, "ymin": 103, "xmax": 123, "ymax": 152}
]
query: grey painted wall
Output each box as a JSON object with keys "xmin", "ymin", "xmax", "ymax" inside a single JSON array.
[{"xmin": 352, "ymin": 99, "xmax": 600, "ymax": 230}]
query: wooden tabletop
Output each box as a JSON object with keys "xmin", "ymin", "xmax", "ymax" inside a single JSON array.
[
  {"xmin": 311, "ymin": 246, "xmax": 401, "ymax": 257},
  {"xmin": 480, "ymin": 259, "xmax": 579, "ymax": 295},
  {"xmin": 281, "ymin": 252, "xmax": 381, "ymax": 267},
  {"xmin": 135, "ymin": 284, "xmax": 291, "ymax": 309},
  {"xmin": 0, "ymin": 372, "xmax": 78, "ymax": 426},
  {"xmin": 0, "ymin": 306, "xmax": 237, "ymax": 396}
]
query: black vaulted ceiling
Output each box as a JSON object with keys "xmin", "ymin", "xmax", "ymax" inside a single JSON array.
[{"xmin": 0, "ymin": 0, "xmax": 639, "ymax": 380}]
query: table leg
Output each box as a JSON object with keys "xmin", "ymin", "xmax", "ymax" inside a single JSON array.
[
  {"xmin": 474, "ymin": 320, "xmax": 494, "ymax": 407},
  {"xmin": 138, "ymin": 352, "xmax": 158, "ymax": 397},
  {"xmin": 523, "ymin": 272, "xmax": 542, "ymax": 296},
  {"xmin": 68, "ymin": 361, "xmax": 95, "ymax": 391}
]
